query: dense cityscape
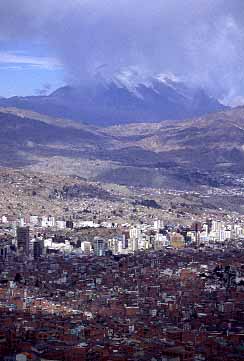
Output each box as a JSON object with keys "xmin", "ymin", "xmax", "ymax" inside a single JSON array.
[{"xmin": 0, "ymin": 208, "xmax": 243, "ymax": 360}]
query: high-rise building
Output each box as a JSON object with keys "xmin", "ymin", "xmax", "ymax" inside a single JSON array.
[
  {"xmin": 17, "ymin": 227, "xmax": 30, "ymax": 255},
  {"xmin": 154, "ymin": 219, "xmax": 164, "ymax": 230},
  {"xmin": 0, "ymin": 240, "xmax": 9, "ymax": 259},
  {"xmin": 66, "ymin": 220, "xmax": 74, "ymax": 229},
  {"xmin": 206, "ymin": 219, "xmax": 213, "ymax": 234},
  {"xmin": 33, "ymin": 239, "xmax": 44, "ymax": 259},
  {"xmin": 81, "ymin": 241, "xmax": 92, "ymax": 255},
  {"xmin": 191, "ymin": 222, "xmax": 202, "ymax": 247},
  {"xmin": 93, "ymin": 238, "xmax": 106, "ymax": 256}
]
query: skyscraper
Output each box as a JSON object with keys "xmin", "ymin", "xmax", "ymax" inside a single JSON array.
[
  {"xmin": 33, "ymin": 239, "xmax": 44, "ymax": 259},
  {"xmin": 17, "ymin": 227, "xmax": 30, "ymax": 255},
  {"xmin": 93, "ymin": 238, "xmax": 106, "ymax": 256}
]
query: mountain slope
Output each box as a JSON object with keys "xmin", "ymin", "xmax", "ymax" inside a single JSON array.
[
  {"xmin": 1, "ymin": 106, "xmax": 244, "ymax": 189},
  {"xmin": 0, "ymin": 108, "xmax": 111, "ymax": 168},
  {"xmin": 98, "ymin": 106, "xmax": 244, "ymax": 187},
  {"xmin": 0, "ymin": 75, "xmax": 226, "ymax": 126}
]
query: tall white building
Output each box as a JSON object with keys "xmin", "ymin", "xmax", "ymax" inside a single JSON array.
[{"xmin": 153, "ymin": 220, "xmax": 164, "ymax": 231}]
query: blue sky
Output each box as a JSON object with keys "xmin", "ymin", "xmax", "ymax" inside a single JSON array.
[{"xmin": 0, "ymin": 41, "xmax": 64, "ymax": 97}]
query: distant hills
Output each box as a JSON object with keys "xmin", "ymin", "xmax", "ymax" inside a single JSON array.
[
  {"xmin": 1, "ymin": 106, "xmax": 244, "ymax": 189},
  {"xmin": 0, "ymin": 74, "xmax": 226, "ymax": 126}
]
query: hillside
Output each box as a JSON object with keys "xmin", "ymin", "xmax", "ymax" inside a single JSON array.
[
  {"xmin": 1, "ymin": 106, "xmax": 244, "ymax": 189},
  {"xmin": 0, "ymin": 108, "xmax": 111, "ymax": 168},
  {"xmin": 98, "ymin": 107, "xmax": 244, "ymax": 187}
]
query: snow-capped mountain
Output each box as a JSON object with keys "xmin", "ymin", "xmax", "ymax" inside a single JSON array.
[{"xmin": 0, "ymin": 72, "xmax": 226, "ymax": 125}]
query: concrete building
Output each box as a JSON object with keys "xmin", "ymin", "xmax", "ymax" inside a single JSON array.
[
  {"xmin": 16, "ymin": 227, "xmax": 30, "ymax": 255},
  {"xmin": 93, "ymin": 237, "xmax": 106, "ymax": 256}
]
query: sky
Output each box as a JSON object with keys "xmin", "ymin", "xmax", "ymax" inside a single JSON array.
[
  {"xmin": 0, "ymin": 0, "xmax": 244, "ymax": 104},
  {"xmin": 0, "ymin": 40, "xmax": 64, "ymax": 97}
]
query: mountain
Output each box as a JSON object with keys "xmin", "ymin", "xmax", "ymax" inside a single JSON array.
[
  {"xmin": 3, "ymin": 105, "xmax": 244, "ymax": 216},
  {"xmin": 1, "ymin": 106, "xmax": 244, "ymax": 190},
  {"xmin": 0, "ymin": 73, "xmax": 226, "ymax": 126}
]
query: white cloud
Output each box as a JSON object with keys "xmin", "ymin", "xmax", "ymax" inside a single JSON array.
[
  {"xmin": 0, "ymin": 51, "xmax": 62, "ymax": 70},
  {"xmin": 0, "ymin": 0, "xmax": 244, "ymax": 102},
  {"xmin": 222, "ymin": 95, "xmax": 244, "ymax": 107}
]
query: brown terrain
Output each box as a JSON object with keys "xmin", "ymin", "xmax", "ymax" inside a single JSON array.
[{"xmin": 1, "ymin": 105, "xmax": 244, "ymax": 191}]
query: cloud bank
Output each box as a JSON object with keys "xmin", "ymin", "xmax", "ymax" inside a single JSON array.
[
  {"xmin": 0, "ymin": 0, "xmax": 244, "ymax": 102},
  {"xmin": 0, "ymin": 51, "xmax": 61, "ymax": 70}
]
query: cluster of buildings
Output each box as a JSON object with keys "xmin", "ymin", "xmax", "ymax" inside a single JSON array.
[
  {"xmin": 0, "ymin": 213, "xmax": 244, "ymax": 360},
  {"xmin": 1, "ymin": 215, "xmax": 108, "ymax": 231},
  {"xmin": 1, "ymin": 215, "xmax": 244, "ymax": 261},
  {"xmin": 0, "ymin": 248, "xmax": 243, "ymax": 360}
]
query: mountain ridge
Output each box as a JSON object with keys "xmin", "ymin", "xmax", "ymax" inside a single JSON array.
[{"xmin": 0, "ymin": 75, "xmax": 227, "ymax": 126}]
